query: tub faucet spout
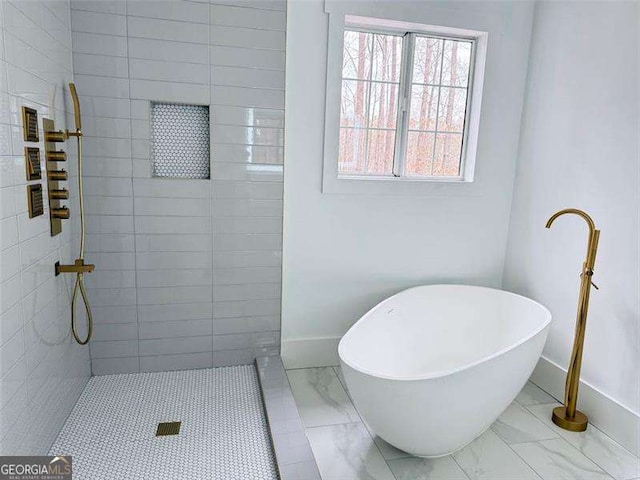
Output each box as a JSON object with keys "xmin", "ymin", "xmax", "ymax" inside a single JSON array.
[{"xmin": 545, "ymin": 208, "xmax": 600, "ymax": 432}]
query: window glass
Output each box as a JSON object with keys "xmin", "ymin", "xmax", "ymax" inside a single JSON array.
[
  {"xmin": 406, "ymin": 36, "xmax": 472, "ymax": 177},
  {"xmin": 338, "ymin": 27, "xmax": 474, "ymax": 179},
  {"xmin": 339, "ymin": 31, "xmax": 402, "ymax": 176}
]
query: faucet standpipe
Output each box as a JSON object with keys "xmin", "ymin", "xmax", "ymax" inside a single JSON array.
[{"xmin": 546, "ymin": 208, "xmax": 600, "ymax": 432}]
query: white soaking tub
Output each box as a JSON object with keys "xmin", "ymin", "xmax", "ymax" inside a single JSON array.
[{"xmin": 338, "ymin": 284, "xmax": 551, "ymax": 457}]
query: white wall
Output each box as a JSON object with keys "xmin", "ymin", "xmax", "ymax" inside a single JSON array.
[
  {"xmin": 0, "ymin": 0, "xmax": 91, "ymax": 454},
  {"xmin": 504, "ymin": 0, "xmax": 639, "ymax": 417},
  {"xmin": 282, "ymin": 0, "xmax": 535, "ymax": 366}
]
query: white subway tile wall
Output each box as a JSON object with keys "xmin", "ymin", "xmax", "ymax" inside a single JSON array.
[
  {"xmin": 0, "ymin": 0, "xmax": 92, "ymax": 455},
  {"xmin": 70, "ymin": 0, "xmax": 285, "ymax": 374}
]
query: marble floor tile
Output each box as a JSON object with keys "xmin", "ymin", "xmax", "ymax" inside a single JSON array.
[
  {"xmin": 333, "ymin": 366, "xmax": 349, "ymax": 395},
  {"xmin": 526, "ymin": 403, "xmax": 640, "ymax": 480},
  {"xmin": 362, "ymin": 420, "xmax": 411, "ymax": 461},
  {"xmin": 512, "ymin": 438, "xmax": 613, "ymax": 480},
  {"xmin": 491, "ymin": 402, "xmax": 559, "ymax": 444},
  {"xmin": 515, "ymin": 382, "xmax": 558, "ymax": 406},
  {"xmin": 452, "ymin": 429, "xmax": 540, "ymax": 480},
  {"xmin": 305, "ymin": 422, "xmax": 395, "ymax": 480},
  {"xmin": 387, "ymin": 456, "xmax": 469, "ymax": 480},
  {"xmin": 286, "ymin": 367, "xmax": 360, "ymax": 428},
  {"xmin": 289, "ymin": 368, "xmax": 635, "ymax": 480},
  {"xmin": 332, "ymin": 366, "xmax": 409, "ymax": 461}
]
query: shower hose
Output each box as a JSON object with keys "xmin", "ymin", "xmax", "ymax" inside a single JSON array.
[{"xmin": 70, "ymin": 132, "xmax": 93, "ymax": 345}]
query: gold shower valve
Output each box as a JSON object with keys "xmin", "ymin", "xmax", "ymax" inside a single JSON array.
[
  {"xmin": 47, "ymin": 150, "xmax": 67, "ymax": 161},
  {"xmin": 48, "ymin": 169, "xmax": 68, "ymax": 181},
  {"xmin": 50, "ymin": 188, "xmax": 69, "ymax": 200},
  {"xmin": 51, "ymin": 207, "xmax": 70, "ymax": 219},
  {"xmin": 44, "ymin": 129, "xmax": 82, "ymax": 142},
  {"xmin": 45, "ymin": 130, "xmax": 66, "ymax": 142}
]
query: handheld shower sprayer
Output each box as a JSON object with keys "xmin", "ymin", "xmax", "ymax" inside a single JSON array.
[
  {"xmin": 69, "ymin": 82, "xmax": 94, "ymax": 345},
  {"xmin": 55, "ymin": 83, "xmax": 94, "ymax": 345},
  {"xmin": 69, "ymin": 83, "xmax": 82, "ymax": 131}
]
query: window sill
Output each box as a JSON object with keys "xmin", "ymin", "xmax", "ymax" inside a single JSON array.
[
  {"xmin": 337, "ymin": 174, "xmax": 468, "ymax": 183},
  {"xmin": 323, "ymin": 170, "xmax": 482, "ymax": 196}
]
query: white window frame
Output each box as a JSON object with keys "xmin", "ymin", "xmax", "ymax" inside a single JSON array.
[{"xmin": 322, "ymin": 13, "xmax": 488, "ymax": 195}]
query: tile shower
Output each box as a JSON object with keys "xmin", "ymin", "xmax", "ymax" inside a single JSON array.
[
  {"xmin": 0, "ymin": 0, "xmax": 286, "ymax": 461},
  {"xmin": 70, "ymin": 0, "xmax": 285, "ymax": 374}
]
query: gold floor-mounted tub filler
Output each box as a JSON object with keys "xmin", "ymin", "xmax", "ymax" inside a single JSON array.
[
  {"xmin": 546, "ymin": 208, "xmax": 600, "ymax": 432},
  {"xmin": 45, "ymin": 83, "xmax": 95, "ymax": 345}
]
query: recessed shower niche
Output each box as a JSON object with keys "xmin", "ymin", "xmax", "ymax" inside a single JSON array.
[{"xmin": 150, "ymin": 102, "xmax": 211, "ymax": 179}]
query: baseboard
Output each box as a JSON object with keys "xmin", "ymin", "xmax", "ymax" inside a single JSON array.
[
  {"xmin": 281, "ymin": 337, "xmax": 341, "ymax": 369},
  {"xmin": 530, "ymin": 355, "xmax": 640, "ymax": 456}
]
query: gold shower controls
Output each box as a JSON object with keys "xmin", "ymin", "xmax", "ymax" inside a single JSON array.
[
  {"xmin": 50, "ymin": 189, "xmax": 69, "ymax": 200},
  {"xmin": 48, "ymin": 169, "xmax": 68, "ymax": 181},
  {"xmin": 27, "ymin": 184, "xmax": 44, "ymax": 218},
  {"xmin": 51, "ymin": 207, "xmax": 70, "ymax": 219},
  {"xmin": 46, "ymin": 150, "xmax": 67, "ymax": 162},
  {"xmin": 22, "ymin": 106, "xmax": 39, "ymax": 142},
  {"xmin": 24, "ymin": 147, "xmax": 42, "ymax": 181},
  {"xmin": 44, "ymin": 117, "xmax": 66, "ymax": 236}
]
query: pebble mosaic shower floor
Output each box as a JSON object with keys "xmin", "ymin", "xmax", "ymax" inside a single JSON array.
[{"xmin": 49, "ymin": 365, "xmax": 278, "ymax": 480}]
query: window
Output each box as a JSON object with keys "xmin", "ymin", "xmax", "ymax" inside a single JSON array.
[{"xmin": 338, "ymin": 25, "xmax": 477, "ymax": 181}]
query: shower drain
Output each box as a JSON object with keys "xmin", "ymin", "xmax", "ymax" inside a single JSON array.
[{"xmin": 156, "ymin": 421, "xmax": 181, "ymax": 436}]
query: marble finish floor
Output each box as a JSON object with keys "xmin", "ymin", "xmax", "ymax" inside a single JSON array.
[
  {"xmin": 50, "ymin": 366, "xmax": 278, "ymax": 480},
  {"xmin": 287, "ymin": 366, "xmax": 640, "ymax": 480}
]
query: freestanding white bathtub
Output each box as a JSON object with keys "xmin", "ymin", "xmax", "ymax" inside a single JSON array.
[{"xmin": 338, "ymin": 284, "xmax": 551, "ymax": 457}]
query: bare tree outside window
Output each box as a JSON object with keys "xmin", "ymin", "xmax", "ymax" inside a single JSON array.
[
  {"xmin": 339, "ymin": 30, "xmax": 402, "ymax": 175},
  {"xmin": 338, "ymin": 29, "xmax": 473, "ymax": 179}
]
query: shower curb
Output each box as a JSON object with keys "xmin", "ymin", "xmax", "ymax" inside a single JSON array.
[{"xmin": 255, "ymin": 356, "xmax": 322, "ymax": 480}]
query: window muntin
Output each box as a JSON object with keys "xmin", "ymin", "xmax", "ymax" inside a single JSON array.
[{"xmin": 338, "ymin": 28, "xmax": 474, "ymax": 180}]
